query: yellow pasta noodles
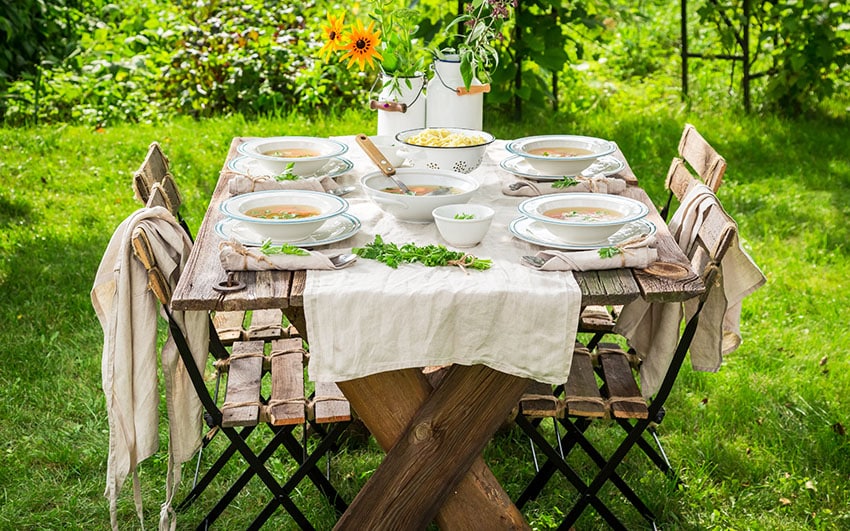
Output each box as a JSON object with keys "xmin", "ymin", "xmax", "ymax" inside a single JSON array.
[{"xmin": 404, "ymin": 128, "xmax": 486, "ymax": 147}]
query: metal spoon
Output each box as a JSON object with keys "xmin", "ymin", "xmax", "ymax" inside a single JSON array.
[
  {"xmin": 330, "ymin": 253, "xmax": 357, "ymax": 268},
  {"xmin": 329, "ymin": 185, "xmax": 357, "ymax": 197},
  {"xmin": 355, "ymin": 133, "xmax": 413, "ymax": 195},
  {"xmin": 522, "ymin": 255, "xmax": 545, "ymax": 267}
]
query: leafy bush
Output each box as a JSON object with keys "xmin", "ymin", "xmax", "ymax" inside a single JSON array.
[{"xmin": 697, "ymin": 0, "xmax": 850, "ymax": 115}]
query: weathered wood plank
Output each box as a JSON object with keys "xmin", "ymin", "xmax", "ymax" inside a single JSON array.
[
  {"xmin": 245, "ymin": 308, "xmax": 283, "ymax": 341},
  {"xmin": 337, "ymin": 367, "xmax": 529, "ymax": 531},
  {"xmin": 519, "ymin": 380, "xmax": 562, "ymax": 418},
  {"xmin": 565, "ymin": 346, "xmax": 606, "ymax": 418},
  {"xmin": 312, "ymin": 381, "xmax": 350, "ymax": 424},
  {"xmin": 269, "ymin": 338, "xmax": 305, "ymax": 426},
  {"xmin": 678, "ymin": 123, "xmax": 726, "ymax": 192},
  {"xmin": 622, "ymin": 186, "xmax": 704, "ymax": 304},
  {"xmin": 212, "ymin": 310, "xmax": 245, "ymax": 345},
  {"xmin": 597, "ymin": 344, "xmax": 647, "ymax": 419},
  {"xmin": 222, "ymin": 340, "xmax": 264, "ymax": 427}
]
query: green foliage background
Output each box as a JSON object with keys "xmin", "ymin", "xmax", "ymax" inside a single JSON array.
[{"xmin": 1, "ymin": 0, "xmax": 847, "ymax": 126}]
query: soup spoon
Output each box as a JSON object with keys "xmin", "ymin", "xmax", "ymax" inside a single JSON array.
[{"xmin": 355, "ymin": 133, "xmax": 413, "ymax": 195}]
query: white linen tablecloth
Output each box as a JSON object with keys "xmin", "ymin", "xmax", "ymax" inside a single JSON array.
[{"xmin": 304, "ymin": 138, "xmax": 583, "ymax": 385}]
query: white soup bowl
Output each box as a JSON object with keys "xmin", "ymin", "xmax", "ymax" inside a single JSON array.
[
  {"xmin": 220, "ymin": 190, "xmax": 348, "ymax": 241},
  {"xmin": 432, "ymin": 204, "xmax": 495, "ymax": 248},
  {"xmin": 361, "ymin": 168, "xmax": 479, "ymax": 223},
  {"xmin": 237, "ymin": 136, "xmax": 348, "ymax": 176},
  {"xmin": 506, "ymin": 135, "xmax": 616, "ymax": 176}
]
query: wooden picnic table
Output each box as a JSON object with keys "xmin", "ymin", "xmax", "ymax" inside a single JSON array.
[{"xmin": 171, "ymin": 136, "xmax": 703, "ymax": 529}]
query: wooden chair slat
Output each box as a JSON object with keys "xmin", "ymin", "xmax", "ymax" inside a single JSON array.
[
  {"xmin": 679, "ymin": 123, "xmax": 726, "ymax": 192},
  {"xmin": 223, "ymin": 340, "xmax": 264, "ymax": 427},
  {"xmin": 597, "ymin": 344, "xmax": 648, "ymax": 419},
  {"xmin": 313, "ymin": 381, "xmax": 351, "ymax": 424},
  {"xmin": 519, "ymin": 381, "xmax": 562, "ymax": 418},
  {"xmin": 212, "ymin": 310, "xmax": 245, "ymax": 345},
  {"xmin": 565, "ymin": 347, "xmax": 606, "ymax": 418},
  {"xmin": 269, "ymin": 338, "xmax": 306, "ymax": 426},
  {"xmin": 245, "ymin": 308, "xmax": 285, "ymax": 341}
]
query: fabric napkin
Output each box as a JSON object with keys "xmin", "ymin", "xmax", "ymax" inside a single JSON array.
[
  {"xmin": 613, "ymin": 185, "xmax": 766, "ymax": 397},
  {"xmin": 219, "ymin": 240, "xmax": 355, "ymax": 271},
  {"xmin": 228, "ymin": 174, "xmax": 337, "ymax": 195},
  {"xmin": 502, "ymin": 173, "xmax": 627, "ymax": 197},
  {"xmin": 524, "ymin": 234, "xmax": 658, "ymax": 271}
]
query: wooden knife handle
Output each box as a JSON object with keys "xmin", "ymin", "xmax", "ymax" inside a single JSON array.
[{"xmin": 355, "ymin": 133, "xmax": 396, "ymax": 176}]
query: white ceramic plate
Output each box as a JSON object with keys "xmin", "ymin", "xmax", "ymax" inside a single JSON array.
[
  {"xmin": 215, "ymin": 213, "xmax": 361, "ymax": 247},
  {"xmin": 499, "ymin": 154, "xmax": 625, "ymax": 181},
  {"xmin": 509, "ymin": 217, "xmax": 656, "ymax": 250},
  {"xmin": 227, "ymin": 155, "xmax": 354, "ymax": 179}
]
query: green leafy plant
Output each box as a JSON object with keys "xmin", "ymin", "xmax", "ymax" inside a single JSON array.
[
  {"xmin": 454, "ymin": 212, "xmax": 475, "ymax": 219},
  {"xmin": 437, "ymin": 0, "xmax": 516, "ymax": 89},
  {"xmin": 353, "ymin": 234, "xmax": 491, "ymax": 270}
]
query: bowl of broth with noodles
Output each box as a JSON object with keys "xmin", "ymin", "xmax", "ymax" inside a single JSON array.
[
  {"xmin": 237, "ymin": 136, "xmax": 348, "ymax": 176},
  {"xmin": 395, "ymin": 127, "xmax": 495, "ymax": 174},
  {"xmin": 506, "ymin": 135, "xmax": 616, "ymax": 176},
  {"xmin": 220, "ymin": 189, "xmax": 349, "ymax": 241},
  {"xmin": 360, "ymin": 168, "xmax": 479, "ymax": 223},
  {"xmin": 518, "ymin": 193, "xmax": 649, "ymax": 244}
]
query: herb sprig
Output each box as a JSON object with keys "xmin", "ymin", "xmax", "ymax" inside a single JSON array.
[
  {"xmin": 551, "ymin": 176, "xmax": 579, "ymax": 189},
  {"xmin": 260, "ymin": 239, "xmax": 310, "ymax": 256},
  {"xmin": 352, "ymin": 235, "xmax": 492, "ymax": 270},
  {"xmin": 453, "ymin": 212, "xmax": 475, "ymax": 220},
  {"xmin": 274, "ymin": 162, "xmax": 299, "ymax": 181},
  {"xmin": 597, "ymin": 246, "xmax": 622, "ymax": 259}
]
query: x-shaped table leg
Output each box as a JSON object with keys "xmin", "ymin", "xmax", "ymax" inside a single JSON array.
[{"xmin": 336, "ymin": 365, "xmax": 531, "ymax": 530}]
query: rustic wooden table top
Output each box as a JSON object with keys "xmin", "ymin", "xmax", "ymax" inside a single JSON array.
[{"xmin": 171, "ymin": 136, "xmax": 703, "ymax": 312}]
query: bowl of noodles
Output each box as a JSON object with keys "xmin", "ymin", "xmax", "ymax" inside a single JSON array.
[{"xmin": 395, "ymin": 127, "xmax": 495, "ymax": 174}]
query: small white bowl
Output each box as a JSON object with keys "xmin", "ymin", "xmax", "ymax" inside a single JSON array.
[
  {"xmin": 506, "ymin": 135, "xmax": 616, "ymax": 176},
  {"xmin": 361, "ymin": 168, "xmax": 479, "ymax": 223},
  {"xmin": 220, "ymin": 190, "xmax": 349, "ymax": 241},
  {"xmin": 237, "ymin": 136, "xmax": 348, "ymax": 176},
  {"xmin": 518, "ymin": 193, "xmax": 648, "ymax": 244},
  {"xmin": 370, "ymin": 135, "xmax": 407, "ymax": 167},
  {"xmin": 396, "ymin": 127, "xmax": 495, "ymax": 174},
  {"xmin": 432, "ymin": 204, "xmax": 495, "ymax": 248}
]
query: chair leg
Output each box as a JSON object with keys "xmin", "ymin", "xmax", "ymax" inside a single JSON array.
[{"xmin": 559, "ymin": 418, "xmax": 658, "ymax": 529}]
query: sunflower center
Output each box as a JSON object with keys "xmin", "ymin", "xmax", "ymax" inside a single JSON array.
[
  {"xmin": 329, "ymin": 30, "xmax": 338, "ymax": 40},
  {"xmin": 355, "ymin": 38, "xmax": 369, "ymax": 51}
]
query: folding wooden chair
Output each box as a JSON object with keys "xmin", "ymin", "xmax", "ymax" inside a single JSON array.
[
  {"xmin": 515, "ymin": 176, "xmax": 741, "ymax": 528},
  {"xmin": 580, "ymin": 122, "xmax": 727, "ymax": 347},
  {"xmin": 131, "ymin": 200, "xmax": 352, "ymax": 528}
]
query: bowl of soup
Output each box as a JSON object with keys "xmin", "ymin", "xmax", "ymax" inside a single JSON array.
[
  {"xmin": 517, "ymin": 193, "xmax": 649, "ymax": 244},
  {"xmin": 395, "ymin": 127, "xmax": 495, "ymax": 174},
  {"xmin": 220, "ymin": 190, "xmax": 349, "ymax": 241},
  {"xmin": 360, "ymin": 168, "xmax": 479, "ymax": 223},
  {"xmin": 506, "ymin": 135, "xmax": 617, "ymax": 176},
  {"xmin": 237, "ymin": 136, "xmax": 348, "ymax": 176}
]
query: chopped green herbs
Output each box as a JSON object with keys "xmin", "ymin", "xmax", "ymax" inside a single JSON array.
[
  {"xmin": 352, "ymin": 235, "xmax": 492, "ymax": 270},
  {"xmin": 260, "ymin": 239, "xmax": 310, "ymax": 256},
  {"xmin": 551, "ymin": 176, "xmax": 579, "ymax": 188},
  {"xmin": 598, "ymin": 246, "xmax": 622, "ymax": 259},
  {"xmin": 453, "ymin": 212, "xmax": 475, "ymax": 220}
]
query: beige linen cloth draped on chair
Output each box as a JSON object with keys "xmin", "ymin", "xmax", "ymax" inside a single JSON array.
[
  {"xmin": 92, "ymin": 206, "xmax": 209, "ymax": 531},
  {"xmin": 614, "ymin": 184, "xmax": 766, "ymax": 397}
]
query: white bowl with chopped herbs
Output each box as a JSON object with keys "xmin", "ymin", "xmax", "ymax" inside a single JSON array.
[{"xmin": 432, "ymin": 204, "xmax": 495, "ymax": 248}]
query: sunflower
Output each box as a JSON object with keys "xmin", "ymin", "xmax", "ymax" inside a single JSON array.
[
  {"xmin": 319, "ymin": 13, "xmax": 347, "ymax": 60},
  {"xmin": 340, "ymin": 20, "xmax": 383, "ymax": 71}
]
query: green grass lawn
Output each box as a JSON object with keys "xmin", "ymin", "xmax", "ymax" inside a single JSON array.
[{"xmin": 1, "ymin": 99, "xmax": 849, "ymax": 529}]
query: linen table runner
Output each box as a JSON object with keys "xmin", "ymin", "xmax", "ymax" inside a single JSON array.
[{"xmin": 304, "ymin": 139, "xmax": 583, "ymax": 385}]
